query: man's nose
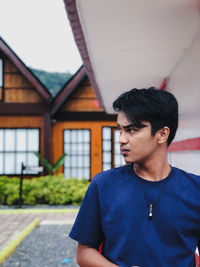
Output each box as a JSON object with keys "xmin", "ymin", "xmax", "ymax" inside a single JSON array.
[{"xmin": 119, "ymin": 131, "xmax": 128, "ymax": 144}]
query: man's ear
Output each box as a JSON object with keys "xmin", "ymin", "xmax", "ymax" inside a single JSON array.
[{"xmin": 157, "ymin": 127, "xmax": 170, "ymax": 144}]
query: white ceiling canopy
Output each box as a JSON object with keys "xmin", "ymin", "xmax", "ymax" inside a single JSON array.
[{"xmin": 70, "ymin": 0, "xmax": 200, "ymax": 114}]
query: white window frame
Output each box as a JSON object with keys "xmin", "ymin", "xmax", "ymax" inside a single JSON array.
[
  {"xmin": 0, "ymin": 128, "xmax": 40, "ymax": 175},
  {"xmin": 63, "ymin": 129, "xmax": 91, "ymax": 180}
]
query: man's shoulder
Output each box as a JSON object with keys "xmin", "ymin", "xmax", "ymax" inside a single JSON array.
[
  {"xmin": 93, "ymin": 165, "xmax": 131, "ymax": 184},
  {"xmin": 173, "ymin": 166, "xmax": 200, "ymax": 185},
  {"xmin": 173, "ymin": 166, "xmax": 200, "ymax": 177}
]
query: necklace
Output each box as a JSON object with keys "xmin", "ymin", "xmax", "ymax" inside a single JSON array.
[{"xmin": 134, "ymin": 166, "xmax": 172, "ymax": 220}]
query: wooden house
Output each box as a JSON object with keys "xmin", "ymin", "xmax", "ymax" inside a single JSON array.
[
  {"xmin": 51, "ymin": 66, "xmax": 124, "ymax": 180},
  {"xmin": 0, "ymin": 37, "xmax": 51, "ymax": 176},
  {"xmin": 0, "ymin": 37, "xmax": 123, "ymax": 179}
]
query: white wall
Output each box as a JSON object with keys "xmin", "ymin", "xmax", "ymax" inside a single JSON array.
[
  {"xmin": 168, "ymin": 32, "xmax": 200, "ymax": 174},
  {"xmin": 168, "ymin": 151, "xmax": 200, "ymax": 175}
]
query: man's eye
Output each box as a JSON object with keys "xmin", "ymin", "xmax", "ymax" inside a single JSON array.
[{"xmin": 128, "ymin": 128, "xmax": 137, "ymax": 133}]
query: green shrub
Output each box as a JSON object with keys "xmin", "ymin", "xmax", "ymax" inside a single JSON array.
[{"xmin": 0, "ymin": 174, "xmax": 89, "ymax": 206}]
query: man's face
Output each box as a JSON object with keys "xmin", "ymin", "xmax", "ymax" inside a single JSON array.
[{"xmin": 117, "ymin": 111, "xmax": 159, "ymax": 164}]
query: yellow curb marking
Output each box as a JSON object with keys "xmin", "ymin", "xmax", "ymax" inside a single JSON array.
[
  {"xmin": 0, "ymin": 218, "xmax": 40, "ymax": 264},
  {"xmin": 0, "ymin": 209, "xmax": 79, "ymax": 214}
]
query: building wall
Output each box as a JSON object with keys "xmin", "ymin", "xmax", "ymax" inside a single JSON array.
[
  {"xmin": 3, "ymin": 57, "xmax": 45, "ymax": 103},
  {"xmin": 52, "ymin": 120, "xmax": 116, "ymax": 179},
  {"xmin": 61, "ymin": 77, "xmax": 104, "ymax": 112},
  {"xmin": 0, "ymin": 116, "xmax": 44, "ymax": 154},
  {"xmin": 168, "ymin": 31, "xmax": 200, "ymax": 174},
  {"xmin": 0, "ymin": 51, "xmax": 50, "ymax": 176},
  {"xmin": 0, "ymin": 55, "xmax": 118, "ymax": 178}
]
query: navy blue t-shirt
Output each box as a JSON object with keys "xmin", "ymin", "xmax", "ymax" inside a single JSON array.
[{"xmin": 69, "ymin": 165, "xmax": 200, "ymax": 267}]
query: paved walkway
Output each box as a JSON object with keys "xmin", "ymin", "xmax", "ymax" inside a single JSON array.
[{"xmin": 0, "ymin": 208, "xmax": 78, "ymax": 255}]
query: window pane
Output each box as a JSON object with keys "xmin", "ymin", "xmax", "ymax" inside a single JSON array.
[
  {"xmin": 83, "ymin": 168, "xmax": 90, "ymax": 180},
  {"xmin": 103, "ymin": 152, "xmax": 111, "ymax": 162},
  {"xmin": 114, "ymin": 130, "xmax": 120, "ymax": 141},
  {"xmin": 84, "ymin": 130, "xmax": 90, "ymax": 142},
  {"xmin": 16, "ymin": 153, "xmax": 26, "ymax": 174},
  {"xmin": 64, "ymin": 144, "xmax": 70, "ymax": 154},
  {"xmin": 0, "ymin": 128, "xmax": 40, "ymax": 175},
  {"xmin": 71, "ymin": 131, "xmax": 76, "ymax": 143},
  {"xmin": 114, "ymin": 154, "xmax": 121, "ymax": 166},
  {"xmin": 64, "ymin": 129, "xmax": 91, "ymax": 179},
  {"xmin": 77, "ymin": 156, "xmax": 83, "ymax": 167},
  {"xmin": 64, "ymin": 131, "xmax": 70, "ymax": 142},
  {"xmin": 64, "ymin": 167, "xmax": 71, "ymax": 178},
  {"xmin": 5, "ymin": 130, "xmax": 15, "ymax": 151},
  {"xmin": 26, "ymin": 152, "xmax": 39, "ymax": 174},
  {"xmin": 5, "ymin": 153, "xmax": 15, "ymax": 174},
  {"xmin": 103, "ymin": 127, "xmax": 111, "ymax": 139},
  {"xmin": 71, "ymin": 156, "xmax": 76, "ymax": 167},
  {"xmin": 103, "ymin": 163, "xmax": 111, "ymax": 171},
  {"xmin": 16, "ymin": 130, "xmax": 26, "ymax": 151},
  {"xmin": 77, "ymin": 168, "xmax": 83, "ymax": 179},
  {"xmin": 77, "ymin": 130, "xmax": 83, "ymax": 142},
  {"xmin": 28, "ymin": 129, "xmax": 39, "ymax": 151},
  {"xmin": 71, "ymin": 168, "xmax": 76, "ymax": 178},
  {"xmin": 0, "ymin": 130, "xmax": 3, "ymax": 151},
  {"xmin": 84, "ymin": 156, "xmax": 90, "ymax": 167},
  {"xmin": 102, "ymin": 127, "xmax": 112, "ymax": 170},
  {"xmin": 27, "ymin": 152, "xmax": 38, "ymax": 166},
  {"xmin": 84, "ymin": 143, "xmax": 90, "ymax": 154},
  {"xmin": 64, "ymin": 157, "xmax": 70, "ymax": 168},
  {"xmin": 71, "ymin": 144, "xmax": 77, "ymax": 154},
  {"xmin": 77, "ymin": 143, "xmax": 83, "ymax": 154},
  {"xmin": 113, "ymin": 129, "xmax": 125, "ymax": 167},
  {"xmin": 114, "ymin": 143, "xmax": 120, "ymax": 154},
  {"xmin": 103, "ymin": 140, "xmax": 111, "ymax": 151}
]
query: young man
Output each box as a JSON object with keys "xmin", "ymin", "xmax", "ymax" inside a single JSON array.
[{"xmin": 69, "ymin": 88, "xmax": 200, "ymax": 267}]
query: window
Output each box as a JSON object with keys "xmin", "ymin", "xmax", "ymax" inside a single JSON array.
[
  {"xmin": 63, "ymin": 129, "xmax": 91, "ymax": 180},
  {"xmin": 0, "ymin": 129, "xmax": 40, "ymax": 175},
  {"xmin": 113, "ymin": 129, "xmax": 125, "ymax": 167},
  {"xmin": 102, "ymin": 127, "xmax": 112, "ymax": 171},
  {"xmin": 102, "ymin": 127, "xmax": 125, "ymax": 171},
  {"xmin": 0, "ymin": 59, "xmax": 3, "ymax": 101}
]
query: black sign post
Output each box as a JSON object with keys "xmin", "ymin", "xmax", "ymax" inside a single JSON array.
[
  {"xmin": 18, "ymin": 162, "xmax": 25, "ymax": 208},
  {"xmin": 18, "ymin": 164, "xmax": 43, "ymax": 208}
]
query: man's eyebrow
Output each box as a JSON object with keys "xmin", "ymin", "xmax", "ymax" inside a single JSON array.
[
  {"xmin": 117, "ymin": 123, "xmax": 148, "ymax": 129},
  {"xmin": 117, "ymin": 123, "xmax": 136, "ymax": 129},
  {"xmin": 124, "ymin": 124, "xmax": 136, "ymax": 129}
]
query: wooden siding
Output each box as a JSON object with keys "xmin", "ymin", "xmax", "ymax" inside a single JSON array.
[
  {"xmin": 4, "ymin": 88, "xmax": 45, "ymax": 103},
  {"xmin": 61, "ymin": 77, "xmax": 104, "ymax": 112},
  {"xmin": 52, "ymin": 120, "xmax": 117, "ymax": 179},
  {"xmin": 0, "ymin": 87, "xmax": 2, "ymax": 101},
  {"xmin": 0, "ymin": 116, "xmax": 45, "ymax": 157},
  {"xmin": 4, "ymin": 58, "xmax": 18, "ymax": 72},
  {"xmin": 3, "ymin": 58, "xmax": 45, "ymax": 103}
]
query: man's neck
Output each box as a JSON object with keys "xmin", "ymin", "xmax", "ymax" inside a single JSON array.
[{"xmin": 133, "ymin": 160, "xmax": 171, "ymax": 182}]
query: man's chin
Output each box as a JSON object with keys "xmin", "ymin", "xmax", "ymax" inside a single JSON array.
[{"xmin": 124, "ymin": 157, "xmax": 135, "ymax": 164}]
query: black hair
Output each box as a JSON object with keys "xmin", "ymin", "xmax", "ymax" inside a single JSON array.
[{"xmin": 113, "ymin": 87, "xmax": 178, "ymax": 146}]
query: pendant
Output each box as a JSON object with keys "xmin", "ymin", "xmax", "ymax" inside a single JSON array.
[{"xmin": 148, "ymin": 204, "xmax": 153, "ymax": 219}]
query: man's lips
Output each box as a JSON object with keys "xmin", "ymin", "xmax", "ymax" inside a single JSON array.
[{"xmin": 120, "ymin": 148, "xmax": 130, "ymax": 155}]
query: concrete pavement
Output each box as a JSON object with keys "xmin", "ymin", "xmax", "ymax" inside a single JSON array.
[{"xmin": 0, "ymin": 207, "xmax": 78, "ymax": 264}]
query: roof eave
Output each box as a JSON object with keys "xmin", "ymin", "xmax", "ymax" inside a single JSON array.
[
  {"xmin": 0, "ymin": 37, "xmax": 51, "ymax": 101},
  {"xmin": 63, "ymin": 0, "xmax": 104, "ymax": 107},
  {"xmin": 51, "ymin": 65, "xmax": 86, "ymax": 115}
]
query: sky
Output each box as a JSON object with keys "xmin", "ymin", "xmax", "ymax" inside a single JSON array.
[{"xmin": 0, "ymin": 0, "xmax": 82, "ymax": 74}]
